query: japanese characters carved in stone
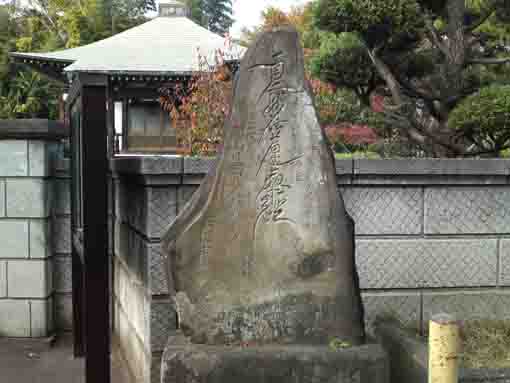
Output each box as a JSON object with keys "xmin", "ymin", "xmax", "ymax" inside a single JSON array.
[{"xmin": 162, "ymin": 27, "xmax": 365, "ymax": 346}]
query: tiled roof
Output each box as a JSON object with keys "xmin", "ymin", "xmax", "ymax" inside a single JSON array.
[{"xmin": 10, "ymin": 17, "xmax": 244, "ymax": 75}]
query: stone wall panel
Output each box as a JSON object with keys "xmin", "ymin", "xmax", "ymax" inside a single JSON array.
[
  {"xmin": 6, "ymin": 179, "xmax": 50, "ymax": 218},
  {"xmin": 0, "ymin": 300, "xmax": 30, "ymax": 337},
  {"xmin": 356, "ymin": 239, "xmax": 498, "ymax": 289},
  {"xmin": 0, "ymin": 140, "xmax": 27, "ymax": 176},
  {"xmin": 342, "ymin": 187, "xmax": 423, "ymax": 235},
  {"xmin": 150, "ymin": 299, "xmax": 176, "ymax": 352},
  {"xmin": 425, "ymin": 187, "xmax": 510, "ymax": 234},
  {"xmin": 7, "ymin": 259, "xmax": 52, "ymax": 298},
  {"xmin": 500, "ymin": 239, "xmax": 510, "ymax": 286},
  {"xmin": 362, "ymin": 292, "xmax": 421, "ymax": 334},
  {"xmin": 0, "ymin": 220, "xmax": 29, "ymax": 259}
]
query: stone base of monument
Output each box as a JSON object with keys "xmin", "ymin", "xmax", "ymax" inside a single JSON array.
[{"xmin": 160, "ymin": 341, "xmax": 389, "ymax": 383}]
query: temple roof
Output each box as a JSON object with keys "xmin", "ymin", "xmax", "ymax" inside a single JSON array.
[{"xmin": 10, "ymin": 16, "xmax": 244, "ymax": 80}]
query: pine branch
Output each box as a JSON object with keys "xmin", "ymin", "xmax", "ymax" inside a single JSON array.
[
  {"xmin": 468, "ymin": 57, "xmax": 510, "ymax": 64},
  {"xmin": 465, "ymin": 3, "xmax": 498, "ymax": 32}
]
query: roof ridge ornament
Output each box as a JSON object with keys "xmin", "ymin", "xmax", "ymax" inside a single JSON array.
[{"xmin": 159, "ymin": 0, "xmax": 191, "ymax": 18}]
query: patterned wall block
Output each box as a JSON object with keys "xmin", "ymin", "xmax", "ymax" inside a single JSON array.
[
  {"xmin": 0, "ymin": 220, "xmax": 29, "ymax": 259},
  {"xmin": 6, "ymin": 179, "xmax": 50, "ymax": 218},
  {"xmin": 425, "ymin": 187, "xmax": 510, "ymax": 234},
  {"xmin": 151, "ymin": 355, "xmax": 163, "ymax": 383},
  {"xmin": 0, "ymin": 261, "xmax": 6, "ymax": 297},
  {"xmin": 126, "ymin": 185, "xmax": 178, "ymax": 240},
  {"xmin": 499, "ymin": 239, "xmax": 510, "ymax": 286},
  {"xmin": 7, "ymin": 259, "xmax": 52, "ymax": 298},
  {"xmin": 356, "ymin": 239, "xmax": 498, "ymax": 289},
  {"xmin": 29, "ymin": 219, "xmax": 50, "ymax": 259},
  {"xmin": 31, "ymin": 298, "xmax": 53, "ymax": 337},
  {"xmin": 146, "ymin": 188, "xmax": 178, "ymax": 239},
  {"xmin": 53, "ymin": 179, "xmax": 70, "ymax": 215},
  {"xmin": 183, "ymin": 157, "xmax": 218, "ymax": 174},
  {"xmin": 341, "ymin": 187, "xmax": 423, "ymax": 235},
  {"xmin": 52, "ymin": 216, "xmax": 71, "ymax": 254},
  {"xmin": 177, "ymin": 186, "xmax": 198, "ymax": 213},
  {"xmin": 0, "ymin": 300, "xmax": 30, "ymax": 337},
  {"xmin": 422, "ymin": 290, "xmax": 510, "ymax": 331},
  {"xmin": 150, "ymin": 299, "xmax": 176, "ymax": 352},
  {"xmin": 0, "ymin": 140, "xmax": 27, "ymax": 177},
  {"xmin": 362, "ymin": 292, "xmax": 421, "ymax": 333},
  {"xmin": 55, "ymin": 294, "xmax": 72, "ymax": 331},
  {"xmin": 115, "ymin": 225, "xmax": 168, "ymax": 295},
  {"xmin": 28, "ymin": 141, "xmax": 51, "ymax": 177},
  {"xmin": 148, "ymin": 243, "xmax": 167, "ymax": 295},
  {"xmin": 53, "ymin": 257, "xmax": 72, "ymax": 293}
]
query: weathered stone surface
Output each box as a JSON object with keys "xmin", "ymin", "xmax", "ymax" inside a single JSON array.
[
  {"xmin": 161, "ymin": 343, "xmax": 388, "ymax": 383},
  {"xmin": 162, "ymin": 28, "xmax": 364, "ymax": 346}
]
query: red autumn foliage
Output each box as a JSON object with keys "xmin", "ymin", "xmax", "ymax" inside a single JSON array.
[{"xmin": 324, "ymin": 123, "xmax": 378, "ymax": 145}]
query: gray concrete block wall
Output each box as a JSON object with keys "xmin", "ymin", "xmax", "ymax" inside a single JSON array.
[
  {"xmin": 51, "ymin": 157, "xmax": 73, "ymax": 333},
  {"xmin": 112, "ymin": 170, "xmax": 179, "ymax": 383},
  {"xmin": 109, "ymin": 157, "xmax": 510, "ymax": 383},
  {"xmin": 0, "ymin": 139, "xmax": 55, "ymax": 338}
]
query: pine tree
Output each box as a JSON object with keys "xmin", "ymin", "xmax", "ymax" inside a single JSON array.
[{"xmin": 203, "ymin": 0, "xmax": 233, "ymax": 35}]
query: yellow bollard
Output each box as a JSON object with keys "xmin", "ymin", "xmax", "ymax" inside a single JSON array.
[{"xmin": 428, "ymin": 313, "xmax": 461, "ymax": 383}]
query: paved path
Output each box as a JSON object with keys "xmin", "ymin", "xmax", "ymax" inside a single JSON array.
[{"xmin": 0, "ymin": 335, "xmax": 133, "ymax": 383}]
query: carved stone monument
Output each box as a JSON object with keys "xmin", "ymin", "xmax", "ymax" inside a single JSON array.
[{"xmin": 161, "ymin": 27, "xmax": 388, "ymax": 383}]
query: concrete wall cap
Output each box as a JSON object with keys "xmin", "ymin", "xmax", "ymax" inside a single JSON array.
[{"xmin": 0, "ymin": 119, "xmax": 68, "ymax": 140}]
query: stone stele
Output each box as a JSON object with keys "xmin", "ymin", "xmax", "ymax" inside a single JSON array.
[{"xmin": 162, "ymin": 27, "xmax": 365, "ymax": 347}]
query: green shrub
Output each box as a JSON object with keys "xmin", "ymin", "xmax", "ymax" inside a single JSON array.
[{"xmin": 449, "ymin": 85, "xmax": 510, "ymax": 152}]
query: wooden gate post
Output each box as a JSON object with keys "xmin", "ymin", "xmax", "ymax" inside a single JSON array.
[{"xmin": 81, "ymin": 74, "xmax": 110, "ymax": 383}]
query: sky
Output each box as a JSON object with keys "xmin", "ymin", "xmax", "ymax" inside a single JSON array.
[{"xmin": 230, "ymin": 0, "xmax": 309, "ymax": 38}]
